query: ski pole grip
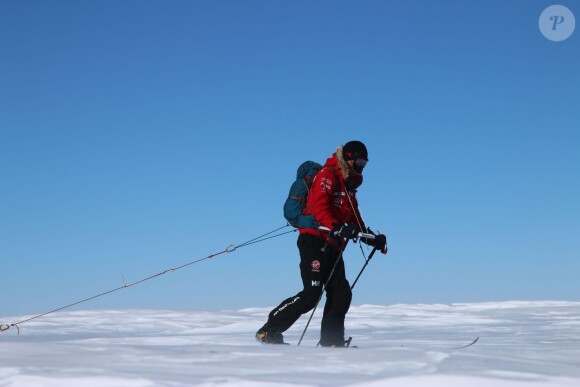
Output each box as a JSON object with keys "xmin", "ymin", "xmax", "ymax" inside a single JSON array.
[
  {"xmin": 318, "ymin": 226, "xmax": 340, "ymax": 237},
  {"xmin": 318, "ymin": 226, "xmax": 375, "ymax": 240}
]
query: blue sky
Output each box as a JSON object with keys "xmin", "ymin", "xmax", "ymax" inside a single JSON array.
[{"xmin": 1, "ymin": 1, "xmax": 579, "ymax": 319}]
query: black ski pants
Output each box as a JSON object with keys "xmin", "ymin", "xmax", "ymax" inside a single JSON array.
[{"xmin": 261, "ymin": 233, "xmax": 352, "ymax": 346}]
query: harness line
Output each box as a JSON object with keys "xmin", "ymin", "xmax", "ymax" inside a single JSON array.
[{"xmin": 1, "ymin": 224, "xmax": 295, "ymax": 334}]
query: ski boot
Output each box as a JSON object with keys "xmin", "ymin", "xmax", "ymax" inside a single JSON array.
[
  {"xmin": 321, "ymin": 336, "xmax": 356, "ymax": 348},
  {"xmin": 255, "ymin": 329, "xmax": 287, "ymax": 345}
]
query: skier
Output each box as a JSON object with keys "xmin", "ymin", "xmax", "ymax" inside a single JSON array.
[{"xmin": 256, "ymin": 140, "xmax": 387, "ymax": 346}]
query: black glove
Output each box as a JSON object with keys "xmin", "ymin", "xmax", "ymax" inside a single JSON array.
[
  {"xmin": 373, "ymin": 234, "xmax": 387, "ymax": 254},
  {"xmin": 332, "ymin": 223, "xmax": 361, "ymax": 240},
  {"xmin": 361, "ymin": 230, "xmax": 387, "ymax": 254}
]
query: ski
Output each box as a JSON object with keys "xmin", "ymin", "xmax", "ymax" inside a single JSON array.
[
  {"xmin": 450, "ymin": 336, "xmax": 479, "ymax": 349},
  {"xmin": 393, "ymin": 336, "xmax": 479, "ymax": 350},
  {"xmin": 256, "ymin": 336, "xmax": 478, "ymax": 349},
  {"xmin": 338, "ymin": 336, "xmax": 478, "ymax": 350}
]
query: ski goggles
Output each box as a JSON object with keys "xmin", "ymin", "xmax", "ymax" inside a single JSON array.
[{"xmin": 355, "ymin": 158, "xmax": 368, "ymax": 168}]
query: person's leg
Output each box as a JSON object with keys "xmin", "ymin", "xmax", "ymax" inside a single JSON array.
[
  {"xmin": 320, "ymin": 253, "xmax": 352, "ymax": 347},
  {"xmin": 256, "ymin": 234, "xmax": 326, "ymax": 343}
]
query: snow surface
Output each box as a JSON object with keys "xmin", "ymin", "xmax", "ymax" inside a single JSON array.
[{"xmin": 1, "ymin": 301, "xmax": 579, "ymax": 386}]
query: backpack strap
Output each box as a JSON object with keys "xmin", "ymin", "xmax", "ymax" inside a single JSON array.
[{"xmin": 289, "ymin": 194, "xmax": 304, "ymax": 203}]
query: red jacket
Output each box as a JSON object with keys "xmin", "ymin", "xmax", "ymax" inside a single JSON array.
[{"xmin": 300, "ymin": 151, "xmax": 366, "ymax": 244}]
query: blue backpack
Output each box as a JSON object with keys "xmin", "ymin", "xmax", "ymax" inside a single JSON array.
[{"xmin": 283, "ymin": 161, "xmax": 322, "ymax": 229}]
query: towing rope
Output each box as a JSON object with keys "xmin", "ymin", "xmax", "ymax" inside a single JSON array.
[{"xmin": 1, "ymin": 224, "xmax": 295, "ymax": 335}]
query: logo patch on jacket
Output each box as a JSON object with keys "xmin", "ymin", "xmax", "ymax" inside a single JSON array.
[
  {"xmin": 320, "ymin": 177, "xmax": 333, "ymax": 192},
  {"xmin": 311, "ymin": 260, "xmax": 321, "ymax": 272}
]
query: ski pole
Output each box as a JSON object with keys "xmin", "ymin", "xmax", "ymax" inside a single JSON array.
[
  {"xmin": 351, "ymin": 247, "xmax": 377, "ymax": 290},
  {"xmin": 297, "ymin": 239, "xmax": 350, "ymax": 346},
  {"xmin": 351, "ymin": 226, "xmax": 386, "ymax": 290}
]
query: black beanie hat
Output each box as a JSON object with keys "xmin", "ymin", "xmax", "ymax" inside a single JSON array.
[{"xmin": 343, "ymin": 140, "xmax": 368, "ymax": 161}]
